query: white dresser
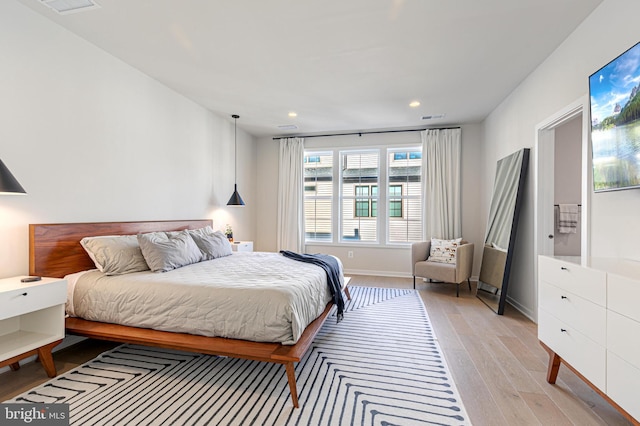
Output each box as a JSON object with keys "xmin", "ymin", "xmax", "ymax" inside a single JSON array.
[
  {"xmin": 0, "ymin": 277, "xmax": 67, "ymax": 377},
  {"xmin": 538, "ymin": 256, "xmax": 640, "ymax": 424}
]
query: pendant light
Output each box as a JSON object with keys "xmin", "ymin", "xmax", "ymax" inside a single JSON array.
[
  {"xmin": 0, "ymin": 159, "xmax": 26, "ymax": 195},
  {"xmin": 227, "ymin": 114, "xmax": 245, "ymax": 206}
]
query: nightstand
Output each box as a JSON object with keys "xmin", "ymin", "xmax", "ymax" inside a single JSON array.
[
  {"xmin": 231, "ymin": 241, "xmax": 253, "ymax": 252},
  {"xmin": 0, "ymin": 277, "xmax": 66, "ymax": 377}
]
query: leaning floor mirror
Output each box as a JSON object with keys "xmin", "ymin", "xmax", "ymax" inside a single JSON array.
[{"xmin": 477, "ymin": 148, "xmax": 530, "ymax": 315}]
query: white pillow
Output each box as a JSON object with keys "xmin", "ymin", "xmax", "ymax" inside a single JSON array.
[
  {"xmin": 137, "ymin": 230, "xmax": 203, "ymax": 272},
  {"xmin": 428, "ymin": 238, "xmax": 462, "ymax": 264},
  {"xmin": 187, "ymin": 226, "xmax": 233, "ymax": 260},
  {"xmin": 80, "ymin": 235, "xmax": 150, "ymax": 275}
]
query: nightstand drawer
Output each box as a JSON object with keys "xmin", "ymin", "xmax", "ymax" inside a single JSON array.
[
  {"xmin": 0, "ymin": 280, "xmax": 66, "ymax": 320},
  {"xmin": 538, "ymin": 256, "xmax": 606, "ymax": 305},
  {"xmin": 231, "ymin": 241, "xmax": 253, "ymax": 252},
  {"xmin": 539, "ymin": 281, "xmax": 606, "ymax": 345}
]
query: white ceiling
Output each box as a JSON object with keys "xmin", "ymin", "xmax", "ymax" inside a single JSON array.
[{"xmin": 17, "ymin": 0, "xmax": 602, "ymax": 137}]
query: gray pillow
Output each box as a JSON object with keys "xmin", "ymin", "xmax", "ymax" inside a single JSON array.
[
  {"xmin": 137, "ymin": 230, "xmax": 203, "ymax": 272},
  {"xmin": 80, "ymin": 235, "xmax": 150, "ymax": 275},
  {"xmin": 188, "ymin": 226, "xmax": 233, "ymax": 260}
]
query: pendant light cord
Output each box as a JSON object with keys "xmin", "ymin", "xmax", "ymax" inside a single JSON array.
[{"xmin": 232, "ymin": 114, "xmax": 239, "ymax": 185}]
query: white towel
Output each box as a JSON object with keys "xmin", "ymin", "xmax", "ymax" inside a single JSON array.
[{"xmin": 557, "ymin": 204, "xmax": 579, "ymax": 234}]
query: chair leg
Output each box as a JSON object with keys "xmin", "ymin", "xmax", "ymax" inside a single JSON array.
[
  {"xmin": 413, "ymin": 276, "xmax": 416, "ymax": 289},
  {"xmin": 456, "ymin": 283, "xmax": 460, "ymax": 297},
  {"xmin": 468, "ymin": 278, "xmax": 472, "ymax": 291}
]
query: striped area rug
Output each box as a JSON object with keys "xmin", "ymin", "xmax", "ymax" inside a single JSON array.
[{"xmin": 9, "ymin": 286, "xmax": 470, "ymax": 425}]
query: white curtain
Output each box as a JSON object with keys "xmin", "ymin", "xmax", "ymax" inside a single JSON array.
[
  {"xmin": 421, "ymin": 128, "xmax": 462, "ymax": 240},
  {"xmin": 277, "ymin": 137, "xmax": 305, "ymax": 252}
]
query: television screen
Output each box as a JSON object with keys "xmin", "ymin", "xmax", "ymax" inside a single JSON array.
[{"xmin": 589, "ymin": 41, "xmax": 640, "ymax": 192}]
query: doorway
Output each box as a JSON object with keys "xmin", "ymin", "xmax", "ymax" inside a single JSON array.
[
  {"xmin": 553, "ymin": 115, "xmax": 582, "ymax": 255},
  {"xmin": 533, "ymin": 96, "xmax": 590, "ymax": 320}
]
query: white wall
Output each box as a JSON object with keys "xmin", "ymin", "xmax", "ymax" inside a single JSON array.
[
  {"xmin": 482, "ymin": 0, "xmax": 640, "ymax": 317},
  {"xmin": 256, "ymin": 124, "xmax": 485, "ymax": 277},
  {"xmin": 0, "ymin": 1, "xmax": 256, "ymax": 278}
]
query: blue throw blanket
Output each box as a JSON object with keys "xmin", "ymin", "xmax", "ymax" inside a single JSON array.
[{"xmin": 280, "ymin": 251, "xmax": 345, "ymax": 322}]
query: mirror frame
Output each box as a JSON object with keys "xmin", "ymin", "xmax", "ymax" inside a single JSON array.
[{"xmin": 477, "ymin": 148, "xmax": 530, "ymax": 315}]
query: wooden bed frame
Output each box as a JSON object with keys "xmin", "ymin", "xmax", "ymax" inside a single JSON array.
[{"xmin": 29, "ymin": 219, "xmax": 346, "ymax": 408}]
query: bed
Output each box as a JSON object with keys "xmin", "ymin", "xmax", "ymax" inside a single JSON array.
[{"xmin": 29, "ymin": 219, "xmax": 348, "ymax": 408}]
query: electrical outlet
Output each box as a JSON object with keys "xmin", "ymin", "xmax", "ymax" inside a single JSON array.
[{"xmin": 348, "ymin": 251, "xmax": 354, "ymax": 258}]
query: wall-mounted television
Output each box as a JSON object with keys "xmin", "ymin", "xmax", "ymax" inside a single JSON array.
[{"xmin": 589, "ymin": 40, "xmax": 640, "ymax": 192}]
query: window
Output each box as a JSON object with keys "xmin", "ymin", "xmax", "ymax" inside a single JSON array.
[
  {"xmin": 304, "ymin": 145, "xmax": 422, "ymax": 245},
  {"xmin": 387, "ymin": 149, "xmax": 423, "ymax": 242},
  {"xmin": 388, "ymin": 185, "xmax": 402, "ymax": 217},
  {"xmin": 393, "ymin": 151, "xmax": 421, "ymax": 161},
  {"xmin": 354, "ymin": 185, "xmax": 379, "ymax": 217},
  {"xmin": 341, "ymin": 151, "xmax": 379, "ymax": 241},
  {"xmin": 304, "ymin": 152, "xmax": 333, "ymax": 241},
  {"xmin": 354, "ymin": 186, "xmax": 371, "ymax": 217},
  {"xmin": 393, "ymin": 152, "xmax": 407, "ymax": 160},
  {"xmin": 371, "ymin": 186, "xmax": 378, "ymax": 217}
]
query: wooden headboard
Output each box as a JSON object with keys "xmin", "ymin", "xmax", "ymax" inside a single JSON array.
[{"xmin": 29, "ymin": 219, "xmax": 212, "ymax": 278}]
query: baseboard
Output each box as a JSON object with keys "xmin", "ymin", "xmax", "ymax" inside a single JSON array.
[
  {"xmin": 342, "ymin": 271, "xmax": 481, "ymax": 283},
  {"xmin": 506, "ymin": 295, "xmax": 536, "ymax": 322},
  {"xmin": 343, "ymin": 269, "xmax": 412, "ymax": 278}
]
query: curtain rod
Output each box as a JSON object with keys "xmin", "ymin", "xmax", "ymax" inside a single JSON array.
[{"xmin": 272, "ymin": 126, "xmax": 460, "ymax": 140}]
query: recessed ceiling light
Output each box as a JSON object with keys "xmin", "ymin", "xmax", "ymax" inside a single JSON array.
[
  {"xmin": 40, "ymin": 0, "xmax": 101, "ymax": 15},
  {"xmin": 409, "ymin": 101, "xmax": 421, "ymax": 108},
  {"xmin": 288, "ymin": 112, "xmax": 298, "ymax": 118}
]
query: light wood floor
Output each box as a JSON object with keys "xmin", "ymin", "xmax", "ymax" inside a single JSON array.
[{"xmin": 0, "ymin": 275, "xmax": 632, "ymax": 425}]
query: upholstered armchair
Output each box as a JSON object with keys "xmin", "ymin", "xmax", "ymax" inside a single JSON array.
[{"xmin": 411, "ymin": 240, "xmax": 474, "ymax": 297}]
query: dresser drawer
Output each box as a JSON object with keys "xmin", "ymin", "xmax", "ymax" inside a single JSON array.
[
  {"xmin": 538, "ymin": 309, "xmax": 606, "ymax": 389},
  {"xmin": 0, "ymin": 280, "xmax": 66, "ymax": 320},
  {"xmin": 538, "ymin": 256, "xmax": 606, "ymax": 306},
  {"xmin": 607, "ymin": 352, "xmax": 640, "ymax": 420},
  {"xmin": 607, "ymin": 310, "xmax": 640, "ymax": 370},
  {"xmin": 539, "ymin": 282, "xmax": 606, "ymax": 345},
  {"xmin": 608, "ymin": 273, "xmax": 640, "ymax": 323}
]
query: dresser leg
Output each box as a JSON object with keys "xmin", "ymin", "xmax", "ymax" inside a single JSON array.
[
  {"xmin": 546, "ymin": 351, "xmax": 561, "ymax": 384},
  {"xmin": 9, "ymin": 362, "xmax": 20, "ymax": 371}
]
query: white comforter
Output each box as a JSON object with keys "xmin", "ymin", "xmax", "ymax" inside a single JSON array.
[{"xmin": 67, "ymin": 252, "xmax": 340, "ymax": 344}]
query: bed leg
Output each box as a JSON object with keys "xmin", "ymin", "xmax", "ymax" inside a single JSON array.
[
  {"xmin": 344, "ymin": 286, "xmax": 351, "ymax": 300},
  {"xmin": 284, "ymin": 362, "xmax": 299, "ymax": 408}
]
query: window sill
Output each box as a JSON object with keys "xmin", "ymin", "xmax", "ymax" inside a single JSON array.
[{"xmin": 305, "ymin": 242, "xmax": 412, "ymax": 249}]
